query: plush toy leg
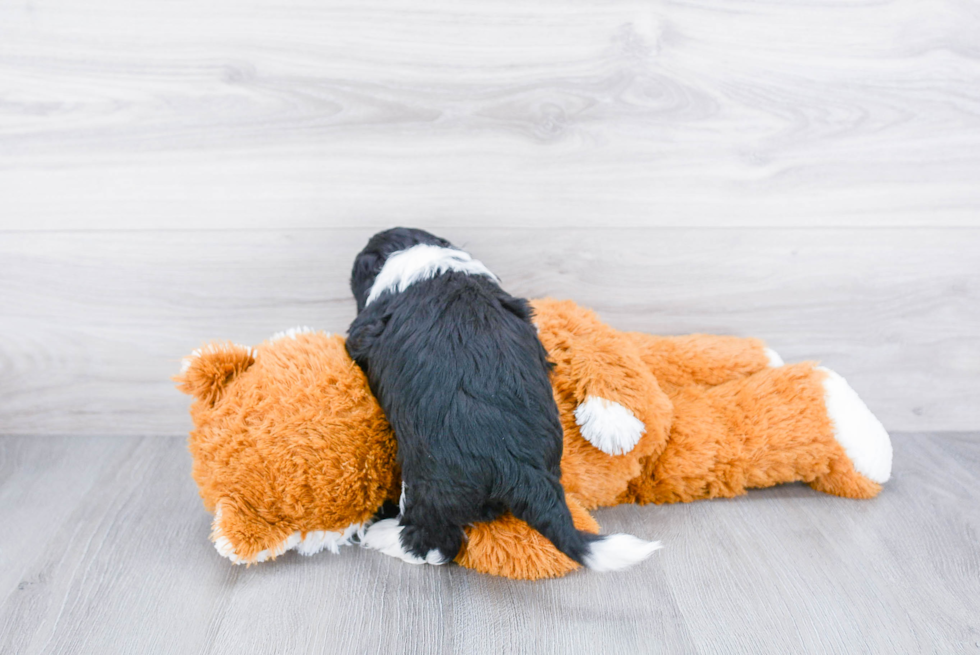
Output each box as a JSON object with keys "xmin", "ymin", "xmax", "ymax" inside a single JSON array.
[
  {"xmin": 454, "ymin": 496, "xmax": 600, "ymax": 580},
  {"xmin": 209, "ymin": 497, "xmax": 366, "ymax": 564},
  {"xmin": 627, "ymin": 333, "xmax": 775, "ymax": 391},
  {"xmin": 625, "ymin": 363, "xmax": 890, "ymax": 504},
  {"xmin": 807, "ymin": 367, "xmax": 892, "ymax": 498},
  {"xmin": 208, "ymin": 498, "xmax": 298, "ymax": 564},
  {"xmin": 530, "ymin": 298, "xmax": 674, "ymax": 460}
]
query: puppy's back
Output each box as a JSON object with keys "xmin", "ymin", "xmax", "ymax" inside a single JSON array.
[
  {"xmin": 349, "ymin": 272, "xmax": 562, "ymax": 487},
  {"xmin": 349, "ymin": 229, "xmax": 661, "ymax": 571}
]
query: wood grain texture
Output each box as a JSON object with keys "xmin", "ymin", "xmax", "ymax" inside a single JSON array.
[
  {"xmin": 1, "ymin": 0, "xmax": 979, "ymax": 230},
  {"xmin": 2, "ymin": 2, "xmax": 976, "ymax": 650},
  {"xmin": 0, "ymin": 432, "xmax": 977, "ymax": 654},
  {"xmin": 1, "ymin": 227, "xmax": 977, "ymax": 435}
]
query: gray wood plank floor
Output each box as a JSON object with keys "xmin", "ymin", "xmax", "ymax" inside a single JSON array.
[{"xmin": 1, "ymin": 432, "xmax": 977, "ymax": 654}]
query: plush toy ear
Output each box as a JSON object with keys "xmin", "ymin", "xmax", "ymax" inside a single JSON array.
[{"xmin": 174, "ymin": 342, "xmax": 255, "ymax": 404}]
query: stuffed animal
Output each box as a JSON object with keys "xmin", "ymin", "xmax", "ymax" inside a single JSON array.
[{"xmin": 175, "ymin": 299, "xmax": 892, "ymax": 580}]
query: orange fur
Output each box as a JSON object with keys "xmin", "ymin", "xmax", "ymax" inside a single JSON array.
[
  {"xmin": 177, "ymin": 300, "xmax": 885, "ymax": 578},
  {"xmin": 455, "ymin": 495, "xmax": 600, "ymax": 580},
  {"xmin": 533, "ymin": 299, "xmax": 673, "ymax": 509},
  {"xmin": 179, "ymin": 333, "xmax": 399, "ymax": 562}
]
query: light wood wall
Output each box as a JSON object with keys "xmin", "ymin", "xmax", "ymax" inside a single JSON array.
[
  {"xmin": 1, "ymin": 0, "xmax": 978, "ymax": 435},
  {"xmin": 1, "ymin": 228, "xmax": 977, "ymax": 435}
]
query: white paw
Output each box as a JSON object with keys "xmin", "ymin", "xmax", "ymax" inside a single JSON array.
[
  {"xmin": 359, "ymin": 518, "xmax": 447, "ymax": 565},
  {"xmin": 574, "ymin": 396, "xmax": 646, "ymax": 456},
  {"xmin": 765, "ymin": 347, "xmax": 784, "ymax": 367},
  {"xmin": 820, "ymin": 367, "xmax": 892, "ymax": 483},
  {"xmin": 295, "ymin": 523, "xmax": 363, "ymax": 556}
]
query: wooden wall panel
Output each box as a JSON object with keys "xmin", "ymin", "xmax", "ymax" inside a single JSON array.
[
  {"xmin": 1, "ymin": 0, "xmax": 978, "ymax": 230},
  {"xmin": 0, "ymin": 228, "xmax": 976, "ymax": 435}
]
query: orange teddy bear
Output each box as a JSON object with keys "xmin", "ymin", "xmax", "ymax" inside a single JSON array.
[{"xmin": 175, "ymin": 299, "xmax": 892, "ymax": 580}]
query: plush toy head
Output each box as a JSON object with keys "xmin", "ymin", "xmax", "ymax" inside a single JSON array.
[{"xmin": 176, "ymin": 330, "xmax": 400, "ymax": 563}]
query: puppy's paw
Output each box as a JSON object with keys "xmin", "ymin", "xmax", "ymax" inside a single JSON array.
[
  {"xmin": 360, "ymin": 518, "xmax": 446, "ymax": 565},
  {"xmin": 574, "ymin": 396, "xmax": 646, "ymax": 456}
]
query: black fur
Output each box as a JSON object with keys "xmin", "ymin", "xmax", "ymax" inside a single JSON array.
[{"xmin": 347, "ymin": 228, "xmax": 599, "ymax": 564}]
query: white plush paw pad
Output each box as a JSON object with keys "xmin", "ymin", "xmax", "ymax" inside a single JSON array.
[
  {"xmin": 765, "ymin": 347, "xmax": 784, "ymax": 367},
  {"xmin": 820, "ymin": 367, "xmax": 892, "ymax": 483},
  {"xmin": 360, "ymin": 518, "xmax": 446, "ymax": 566},
  {"xmin": 574, "ymin": 396, "xmax": 646, "ymax": 456},
  {"xmin": 583, "ymin": 534, "xmax": 662, "ymax": 572},
  {"xmin": 295, "ymin": 523, "xmax": 363, "ymax": 556}
]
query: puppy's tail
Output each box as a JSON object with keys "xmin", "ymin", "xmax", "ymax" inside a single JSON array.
[
  {"xmin": 506, "ymin": 472, "xmax": 661, "ymax": 572},
  {"xmin": 580, "ymin": 533, "xmax": 664, "ymax": 572}
]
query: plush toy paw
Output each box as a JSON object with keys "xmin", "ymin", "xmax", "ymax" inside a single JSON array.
[
  {"xmin": 360, "ymin": 518, "xmax": 447, "ymax": 565},
  {"xmin": 819, "ymin": 367, "xmax": 892, "ymax": 483},
  {"xmin": 765, "ymin": 347, "xmax": 784, "ymax": 367},
  {"xmin": 574, "ymin": 396, "xmax": 646, "ymax": 456},
  {"xmin": 211, "ymin": 504, "xmax": 363, "ymax": 564}
]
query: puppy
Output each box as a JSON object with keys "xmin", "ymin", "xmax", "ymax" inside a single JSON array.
[{"xmin": 347, "ymin": 228, "xmax": 659, "ymax": 571}]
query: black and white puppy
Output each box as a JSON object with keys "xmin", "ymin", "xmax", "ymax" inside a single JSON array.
[{"xmin": 347, "ymin": 227, "xmax": 659, "ymax": 571}]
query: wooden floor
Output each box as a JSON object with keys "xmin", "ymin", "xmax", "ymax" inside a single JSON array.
[{"xmin": 0, "ymin": 432, "xmax": 977, "ymax": 654}]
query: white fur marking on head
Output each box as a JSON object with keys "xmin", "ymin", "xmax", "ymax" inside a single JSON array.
[
  {"xmin": 819, "ymin": 367, "xmax": 892, "ymax": 483},
  {"xmin": 210, "ymin": 507, "xmax": 362, "ymax": 564},
  {"xmin": 360, "ymin": 518, "xmax": 424, "ymax": 565},
  {"xmin": 764, "ymin": 348, "xmax": 784, "ymax": 367},
  {"xmin": 359, "ymin": 518, "xmax": 448, "ymax": 565},
  {"xmin": 365, "ymin": 244, "xmax": 499, "ymax": 307},
  {"xmin": 583, "ymin": 534, "xmax": 662, "ymax": 572},
  {"xmin": 269, "ymin": 326, "xmax": 318, "ymax": 343},
  {"xmin": 574, "ymin": 396, "xmax": 646, "ymax": 456}
]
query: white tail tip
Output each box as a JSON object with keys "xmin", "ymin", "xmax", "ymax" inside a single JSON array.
[{"xmin": 583, "ymin": 534, "xmax": 662, "ymax": 572}]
